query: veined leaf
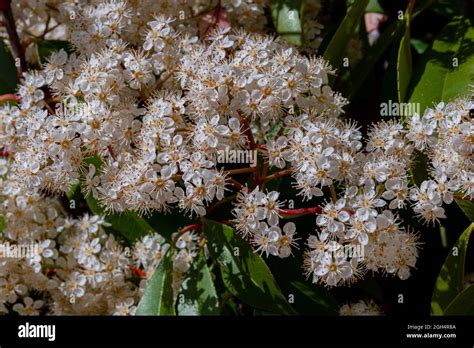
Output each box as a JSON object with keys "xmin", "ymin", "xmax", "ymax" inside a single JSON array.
[
  {"xmin": 135, "ymin": 249, "xmax": 175, "ymax": 315},
  {"xmin": 270, "ymin": 0, "xmax": 305, "ymax": 46},
  {"xmin": 431, "ymin": 223, "xmax": 473, "ymax": 315},
  {"xmin": 203, "ymin": 219, "xmax": 297, "ymax": 315},
  {"xmin": 408, "ymin": 16, "xmax": 474, "ymax": 113},
  {"xmin": 177, "ymin": 251, "xmax": 219, "ymax": 315}
]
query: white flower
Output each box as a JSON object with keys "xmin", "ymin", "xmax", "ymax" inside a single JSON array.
[
  {"xmin": 316, "ymin": 199, "xmax": 349, "ymax": 235},
  {"xmin": 265, "ymin": 136, "xmax": 288, "ymax": 169},
  {"xmin": 13, "ymin": 297, "xmax": 44, "ymax": 316},
  {"xmin": 313, "ymin": 254, "xmax": 353, "ymax": 287},
  {"xmin": 382, "ymin": 178, "xmax": 409, "ymax": 209}
]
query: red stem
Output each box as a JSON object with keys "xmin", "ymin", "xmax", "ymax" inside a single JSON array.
[
  {"xmin": 278, "ymin": 207, "xmax": 323, "ymax": 215},
  {"xmin": 261, "ymin": 160, "xmax": 269, "ymax": 182},
  {"xmin": 237, "ymin": 111, "xmax": 261, "ymax": 186},
  {"xmin": 238, "ymin": 111, "xmax": 256, "ymax": 150},
  {"xmin": 454, "ymin": 194, "xmax": 474, "ymax": 202},
  {"xmin": 0, "ymin": 93, "xmax": 20, "ymax": 103},
  {"xmin": 278, "ymin": 206, "xmax": 354, "ymax": 217},
  {"xmin": 181, "ymin": 224, "xmax": 201, "ymax": 233},
  {"xmin": 228, "ymin": 178, "xmax": 244, "ymax": 190},
  {"xmin": 276, "ymin": 124, "xmax": 286, "ymax": 138},
  {"xmin": 262, "ymin": 169, "xmax": 293, "ymax": 182}
]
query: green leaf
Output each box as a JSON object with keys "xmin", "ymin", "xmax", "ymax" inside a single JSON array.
[
  {"xmin": 108, "ymin": 211, "xmax": 155, "ymax": 242},
  {"xmin": 366, "ymin": 0, "xmax": 385, "ymax": 13},
  {"xmin": 397, "ymin": 34, "xmax": 412, "ymax": 103},
  {"xmin": 456, "ymin": 199, "xmax": 474, "ymax": 222},
  {"xmin": 86, "ymin": 194, "xmax": 155, "ymax": 243},
  {"xmin": 83, "ymin": 153, "xmax": 104, "ymax": 171},
  {"xmin": 135, "ymin": 249, "xmax": 175, "ymax": 315},
  {"xmin": 203, "ymin": 219, "xmax": 297, "ymax": 315},
  {"xmin": 408, "ymin": 16, "xmax": 474, "ymax": 113},
  {"xmin": 289, "ymin": 281, "xmax": 339, "ymax": 315},
  {"xmin": 66, "ymin": 183, "xmax": 80, "ymax": 201},
  {"xmin": 397, "ymin": 3, "xmax": 415, "ymax": 105},
  {"xmin": 444, "ymin": 285, "xmax": 474, "ymax": 315},
  {"xmin": 36, "ymin": 40, "xmax": 73, "ymax": 64},
  {"xmin": 431, "ymin": 223, "xmax": 474, "ymax": 315},
  {"xmin": 270, "ymin": 0, "xmax": 305, "ymax": 46},
  {"xmin": 0, "ymin": 215, "xmax": 6, "ymax": 234},
  {"xmin": 177, "ymin": 251, "xmax": 219, "ymax": 315},
  {"xmin": 411, "ymin": 38, "xmax": 429, "ymax": 55},
  {"xmin": 0, "ymin": 39, "xmax": 19, "ymax": 94},
  {"xmin": 322, "ymin": 0, "xmax": 369, "ymax": 72}
]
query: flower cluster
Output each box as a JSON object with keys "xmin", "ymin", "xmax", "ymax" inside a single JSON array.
[
  {"xmin": 0, "ymin": 186, "xmax": 139, "ymax": 315},
  {"xmin": 9, "ymin": 0, "xmax": 276, "ymax": 42},
  {"xmin": 0, "ymin": 0, "xmax": 472, "ymax": 315},
  {"xmin": 233, "ymin": 187, "xmax": 298, "ymax": 258},
  {"xmin": 0, "ymin": 175, "xmax": 199, "ymax": 315},
  {"xmin": 407, "ymin": 100, "xmax": 473, "ymax": 222}
]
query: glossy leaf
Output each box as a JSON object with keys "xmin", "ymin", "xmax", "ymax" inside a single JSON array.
[
  {"xmin": 135, "ymin": 249, "xmax": 175, "ymax": 315},
  {"xmin": 431, "ymin": 223, "xmax": 473, "ymax": 315},
  {"xmin": 203, "ymin": 219, "xmax": 296, "ymax": 315},
  {"xmin": 408, "ymin": 16, "xmax": 474, "ymax": 113},
  {"xmin": 177, "ymin": 251, "xmax": 219, "ymax": 315}
]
